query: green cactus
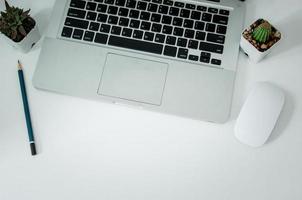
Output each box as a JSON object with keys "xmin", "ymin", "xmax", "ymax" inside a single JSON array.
[{"xmin": 252, "ymin": 21, "xmax": 272, "ymax": 44}]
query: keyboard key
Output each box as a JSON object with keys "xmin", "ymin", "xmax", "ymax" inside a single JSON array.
[
  {"xmin": 70, "ymin": 0, "xmax": 86, "ymax": 9},
  {"xmin": 87, "ymin": 12, "xmax": 97, "ymax": 20},
  {"xmin": 173, "ymin": 17, "xmax": 183, "ymax": 27},
  {"xmin": 219, "ymin": 9, "xmax": 229, "ymax": 16},
  {"xmin": 184, "ymin": 29, "xmax": 194, "ymax": 38},
  {"xmin": 169, "ymin": 7, "xmax": 179, "ymax": 16},
  {"xmin": 126, "ymin": 0, "xmax": 137, "ymax": 8},
  {"xmin": 207, "ymin": 33, "xmax": 225, "ymax": 44},
  {"xmin": 188, "ymin": 40, "xmax": 198, "ymax": 49},
  {"xmin": 191, "ymin": 11, "xmax": 201, "ymax": 20},
  {"xmin": 164, "ymin": 45, "xmax": 177, "ymax": 57},
  {"xmin": 118, "ymin": 8, "xmax": 129, "ymax": 16},
  {"xmin": 189, "ymin": 55, "xmax": 198, "ymax": 61},
  {"xmin": 180, "ymin": 9, "xmax": 190, "ymax": 18},
  {"xmin": 211, "ymin": 59, "xmax": 221, "ymax": 65},
  {"xmin": 174, "ymin": 2, "xmax": 184, "ymax": 7},
  {"xmin": 158, "ymin": 5, "xmax": 169, "ymax": 14},
  {"xmin": 163, "ymin": 0, "xmax": 173, "ymax": 6},
  {"xmin": 100, "ymin": 24, "xmax": 111, "ymax": 33},
  {"xmin": 109, "ymin": 36, "xmax": 163, "ymax": 54},
  {"xmin": 184, "ymin": 19, "xmax": 194, "ymax": 28},
  {"xmin": 108, "ymin": 6, "xmax": 118, "ymax": 14},
  {"xmin": 162, "ymin": 25, "xmax": 173, "ymax": 34},
  {"xmin": 129, "ymin": 10, "xmax": 140, "ymax": 18},
  {"xmin": 152, "ymin": 0, "xmax": 162, "ymax": 4},
  {"xmin": 111, "ymin": 26, "xmax": 122, "ymax": 35},
  {"xmin": 108, "ymin": 15, "xmax": 118, "ymax": 24},
  {"xmin": 67, "ymin": 8, "xmax": 86, "ymax": 19},
  {"xmin": 200, "ymin": 52, "xmax": 210, "ymax": 63},
  {"xmin": 213, "ymin": 15, "xmax": 228, "ymax": 25},
  {"xmin": 95, "ymin": 0, "xmax": 104, "ymax": 3},
  {"xmin": 177, "ymin": 48, "xmax": 188, "ymax": 59},
  {"xmin": 141, "ymin": 21, "xmax": 151, "ymax": 30},
  {"xmin": 195, "ymin": 31, "xmax": 205, "ymax": 40},
  {"xmin": 119, "ymin": 17, "xmax": 130, "ymax": 26},
  {"xmin": 208, "ymin": 7, "xmax": 218, "ymax": 13},
  {"xmin": 199, "ymin": 42, "xmax": 224, "ymax": 54},
  {"xmin": 162, "ymin": 15, "xmax": 172, "ymax": 24},
  {"xmin": 140, "ymin": 11, "xmax": 150, "ymax": 20},
  {"xmin": 217, "ymin": 25, "xmax": 227, "ymax": 34},
  {"xmin": 137, "ymin": 1, "xmax": 147, "ymax": 10},
  {"xmin": 83, "ymin": 31, "xmax": 95, "ymax": 41},
  {"xmin": 148, "ymin": 3, "xmax": 158, "ymax": 12},
  {"xmin": 116, "ymin": 0, "xmax": 126, "ymax": 6},
  {"xmin": 177, "ymin": 38, "xmax": 187, "ymax": 47},
  {"xmin": 144, "ymin": 32, "xmax": 154, "ymax": 41},
  {"xmin": 173, "ymin": 27, "xmax": 184, "ymax": 37},
  {"xmin": 89, "ymin": 22, "xmax": 100, "ymax": 31},
  {"xmin": 86, "ymin": 2, "xmax": 97, "ymax": 11},
  {"xmin": 151, "ymin": 13, "xmax": 161, "ymax": 22},
  {"xmin": 97, "ymin": 13, "xmax": 108, "ymax": 22},
  {"xmin": 194, "ymin": 21, "xmax": 205, "ymax": 30},
  {"xmin": 95, "ymin": 33, "xmax": 108, "ymax": 44},
  {"xmin": 122, "ymin": 28, "xmax": 133, "ymax": 37},
  {"xmin": 133, "ymin": 30, "xmax": 144, "ymax": 39},
  {"xmin": 65, "ymin": 17, "xmax": 89, "ymax": 29},
  {"xmin": 151, "ymin": 23, "xmax": 162, "ymax": 32},
  {"xmin": 197, "ymin": 5, "xmax": 207, "ymax": 11},
  {"xmin": 202, "ymin": 13, "xmax": 212, "ymax": 22},
  {"xmin": 97, "ymin": 4, "xmax": 107, "ymax": 12},
  {"xmin": 166, "ymin": 36, "xmax": 176, "ymax": 45},
  {"xmin": 130, "ymin": 19, "xmax": 140, "ymax": 28},
  {"xmin": 155, "ymin": 34, "xmax": 165, "ymax": 43},
  {"xmin": 185, "ymin": 3, "xmax": 195, "ymax": 10},
  {"xmin": 61, "ymin": 27, "xmax": 73, "ymax": 38},
  {"xmin": 104, "ymin": 0, "xmax": 114, "ymax": 4},
  {"xmin": 72, "ymin": 29, "xmax": 84, "ymax": 40},
  {"xmin": 206, "ymin": 23, "xmax": 216, "ymax": 32}
]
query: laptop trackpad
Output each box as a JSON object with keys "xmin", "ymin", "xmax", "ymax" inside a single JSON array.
[{"xmin": 98, "ymin": 54, "xmax": 168, "ymax": 105}]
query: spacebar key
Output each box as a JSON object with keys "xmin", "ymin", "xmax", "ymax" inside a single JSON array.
[{"xmin": 108, "ymin": 36, "xmax": 163, "ymax": 54}]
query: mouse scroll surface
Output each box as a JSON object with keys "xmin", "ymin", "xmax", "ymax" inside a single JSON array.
[{"xmin": 235, "ymin": 82, "xmax": 285, "ymax": 147}]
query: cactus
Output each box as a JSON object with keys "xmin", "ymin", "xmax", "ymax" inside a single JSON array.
[
  {"xmin": 252, "ymin": 21, "xmax": 272, "ymax": 44},
  {"xmin": 0, "ymin": 0, "xmax": 34, "ymax": 42}
]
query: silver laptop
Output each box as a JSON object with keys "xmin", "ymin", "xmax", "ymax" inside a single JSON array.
[{"xmin": 33, "ymin": 0, "xmax": 245, "ymax": 123}]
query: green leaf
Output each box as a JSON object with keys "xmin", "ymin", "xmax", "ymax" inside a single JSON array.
[
  {"xmin": 4, "ymin": 0, "xmax": 11, "ymax": 11},
  {"xmin": 18, "ymin": 25, "xmax": 26, "ymax": 36}
]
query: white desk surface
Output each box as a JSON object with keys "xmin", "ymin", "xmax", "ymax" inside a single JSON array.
[{"xmin": 1, "ymin": 0, "xmax": 302, "ymax": 199}]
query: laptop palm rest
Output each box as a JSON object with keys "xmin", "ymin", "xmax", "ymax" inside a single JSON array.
[{"xmin": 98, "ymin": 54, "xmax": 168, "ymax": 106}]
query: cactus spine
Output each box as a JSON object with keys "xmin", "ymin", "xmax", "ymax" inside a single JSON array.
[{"xmin": 252, "ymin": 21, "xmax": 272, "ymax": 44}]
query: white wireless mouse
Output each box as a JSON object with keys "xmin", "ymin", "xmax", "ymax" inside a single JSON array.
[{"xmin": 234, "ymin": 82, "xmax": 285, "ymax": 147}]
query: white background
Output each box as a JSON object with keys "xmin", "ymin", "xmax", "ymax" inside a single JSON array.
[{"xmin": 1, "ymin": 0, "xmax": 302, "ymax": 199}]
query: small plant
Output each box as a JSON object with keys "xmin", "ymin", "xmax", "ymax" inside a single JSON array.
[
  {"xmin": 252, "ymin": 21, "xmax": 272, "ymax": 44},
  {"xmin": 0, "ymin": 0, "xmax": 35, "ymax": 42},
  {"xmin": 242, "ymin": 19, "xmax": 281, "ymax": 53}
]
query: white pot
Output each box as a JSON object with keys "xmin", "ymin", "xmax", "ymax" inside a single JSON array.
[
  {"xmin": 240, "ymin": 20, "xmax": 281, "ymax": 63},
  {"xmin": 240, "ymin": 35, "xmax": 274, "ymax": 63},
  {"xmin": 1, "ymin": 24, "xmax": 41, "ymax": 53}
]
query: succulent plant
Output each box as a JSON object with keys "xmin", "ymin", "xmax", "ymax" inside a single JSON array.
[
  {"xmin": 0, "ymin": 0, "xmax": 35, "ymax": 42},
  {"xmin": 252, "ymin": 21, "xmax": 272, "ymax": 44}
]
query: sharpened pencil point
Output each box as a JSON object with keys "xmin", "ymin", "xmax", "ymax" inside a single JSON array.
[{"xmin": 17, "ymin": 60, "xmax": 22, "ymax": 70}]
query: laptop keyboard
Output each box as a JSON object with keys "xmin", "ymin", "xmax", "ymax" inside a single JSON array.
[{"xmin": 61, "ymin": 0, "xmax": 230, "ymax": 66}]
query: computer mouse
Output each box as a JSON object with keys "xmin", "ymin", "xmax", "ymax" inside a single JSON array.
[{"xmin": 234, "ymin": 82, "xmax": 285, "ymax": 147}]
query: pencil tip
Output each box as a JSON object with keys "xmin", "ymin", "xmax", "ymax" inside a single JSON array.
[{"xmin": 17, "ymin": 60, "xmax": 22, "ymax": 70}]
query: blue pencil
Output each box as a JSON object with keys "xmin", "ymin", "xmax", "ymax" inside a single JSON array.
[{"xmin": 18, "ymin": 60, "xmax": 37, "ymax": 156}]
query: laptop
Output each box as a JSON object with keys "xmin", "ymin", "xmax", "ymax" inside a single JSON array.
[{"xmin": 33, "ymin": 0, "xmax": 245, "ymax": 123}]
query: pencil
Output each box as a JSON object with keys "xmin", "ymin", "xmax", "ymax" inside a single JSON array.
[{"xmin": 17, "ymin": 60, "xmax": 37, "ymax": 156}]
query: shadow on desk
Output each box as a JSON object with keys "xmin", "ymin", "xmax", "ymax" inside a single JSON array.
[{"xmin": 269, "ymin": 9, "xmax": 302, "ymax": 58}]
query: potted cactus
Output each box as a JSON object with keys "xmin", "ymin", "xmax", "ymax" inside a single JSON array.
[
  {"xmin": 0, "ymin": 0, "xmax": 40, "ymax": 53},
  {"xmin": 240, "ymin": 19, "xmax": 281, "ymax": 62}
]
